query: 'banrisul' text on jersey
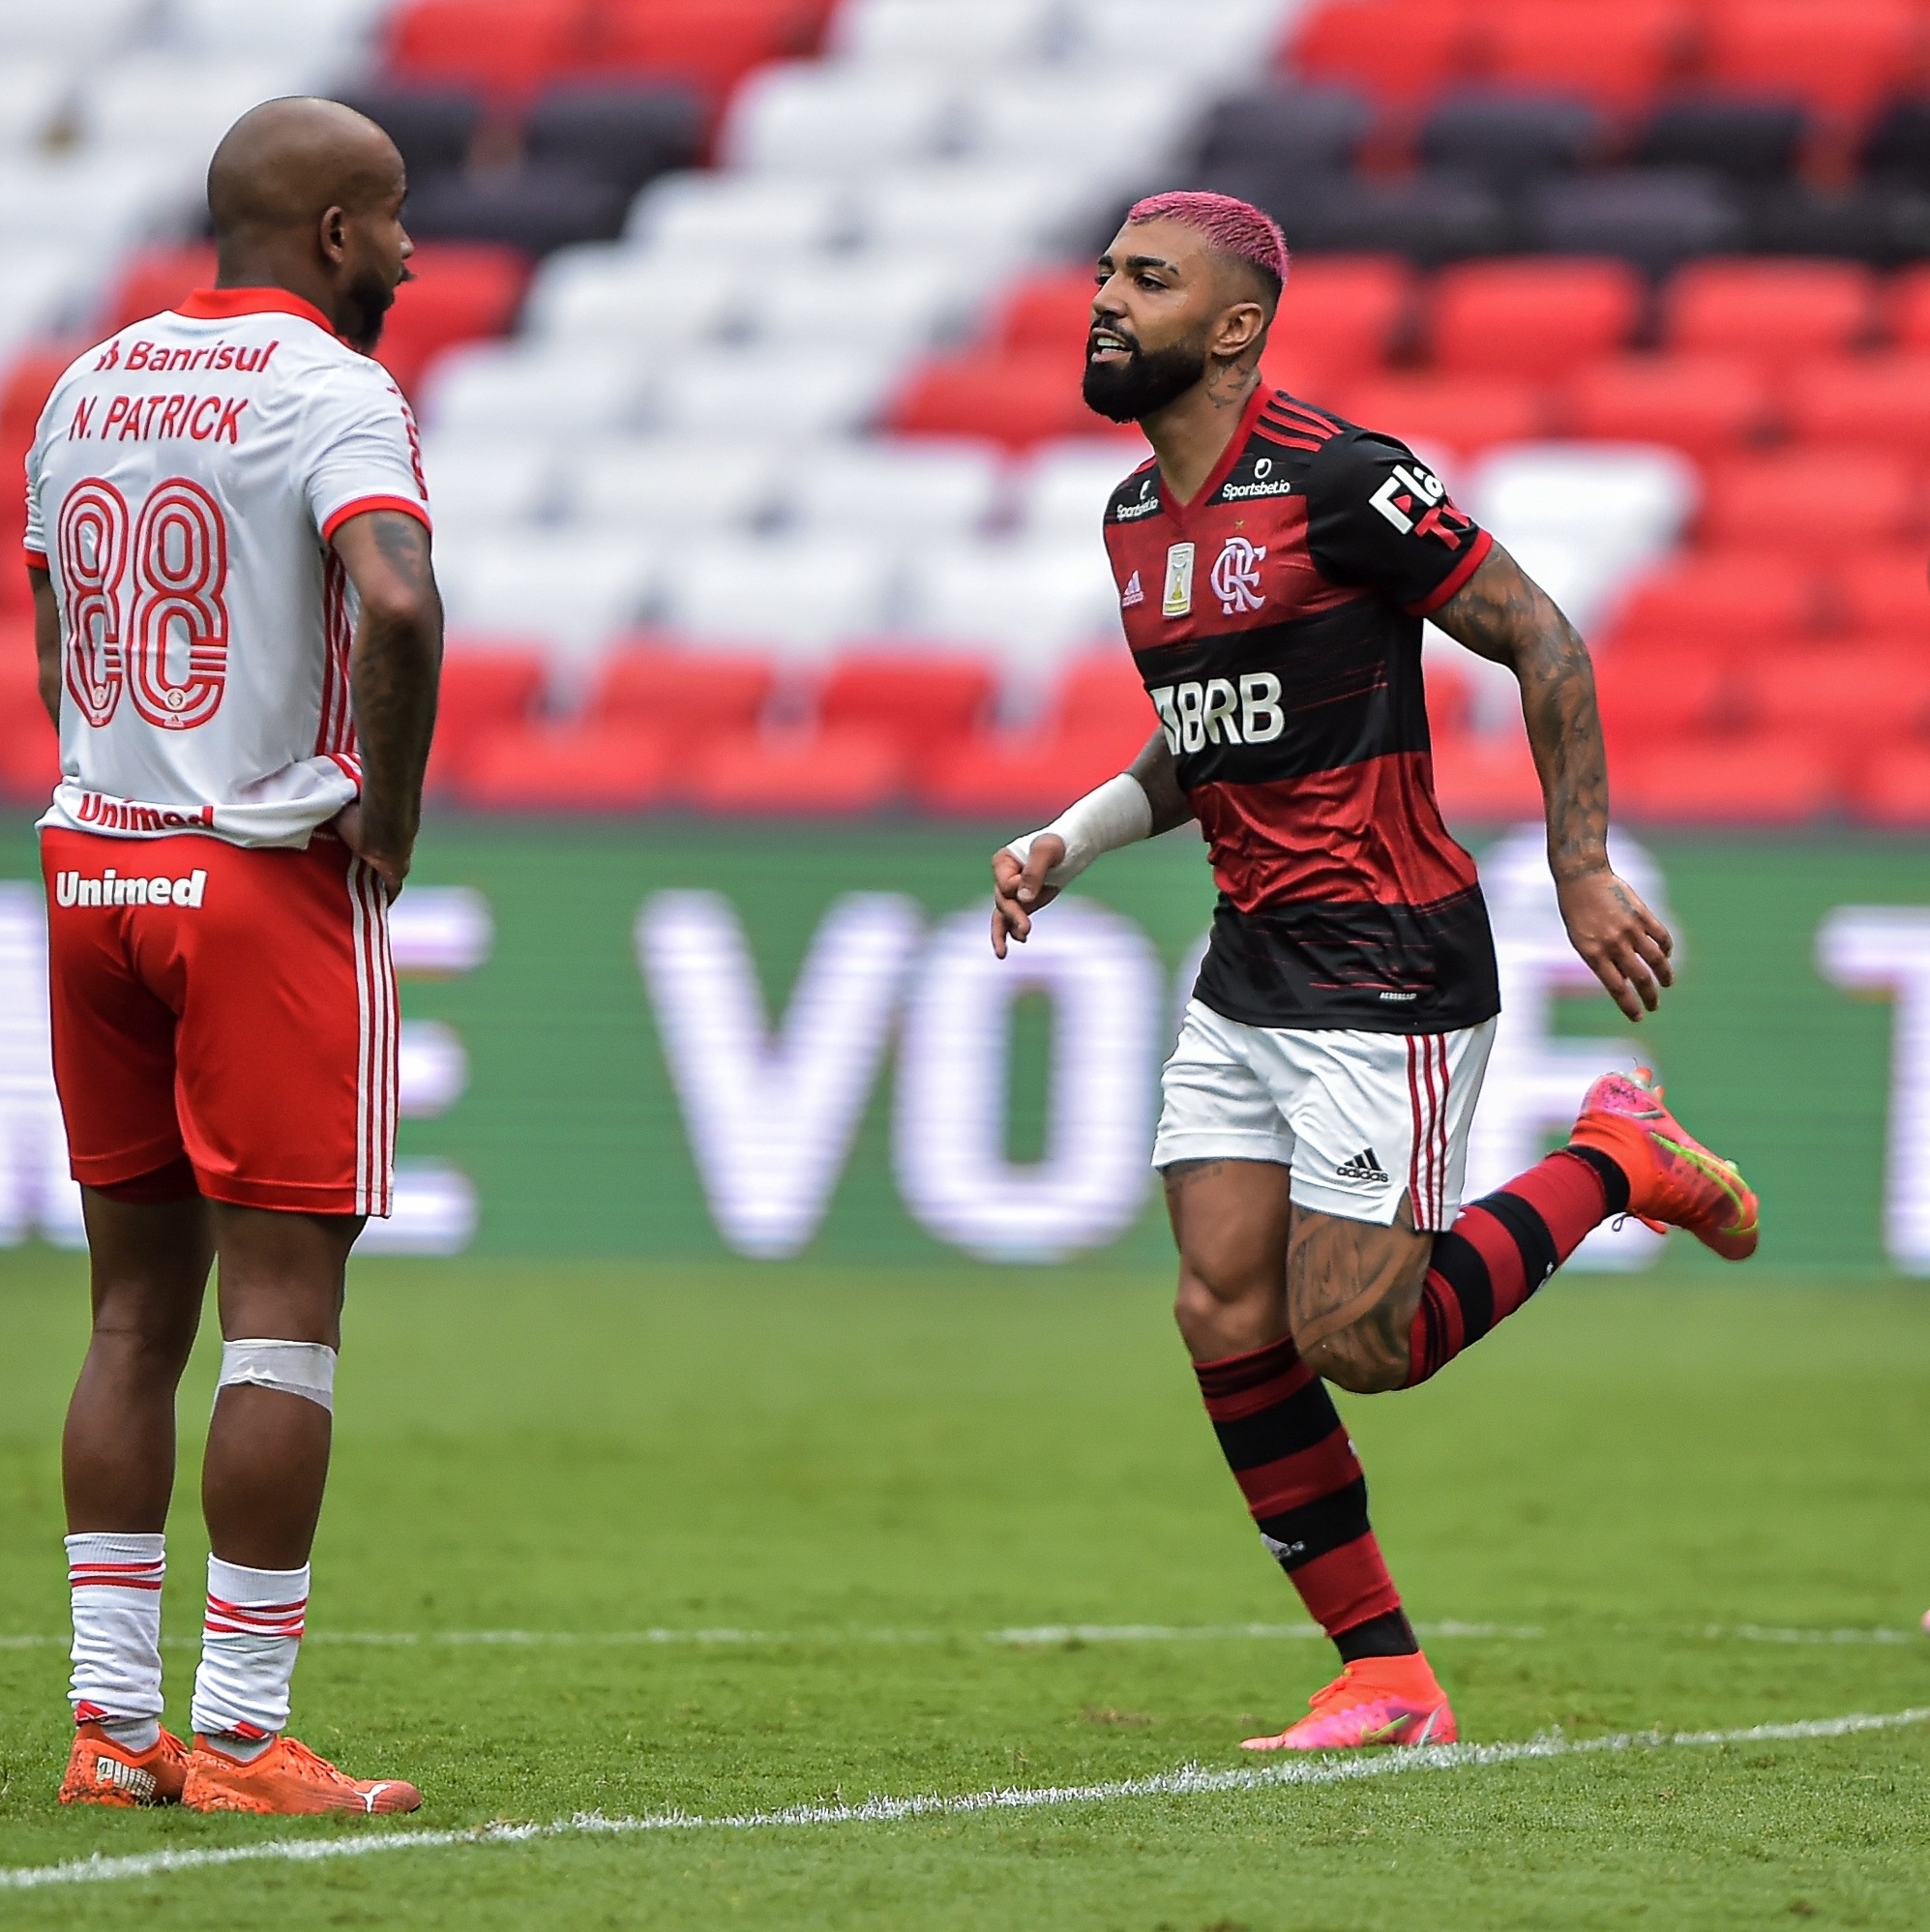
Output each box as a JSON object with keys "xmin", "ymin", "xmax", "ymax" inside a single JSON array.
[
  {"xmin": 24, "ymin": 286, "xmax": 431, "ymax": 848},
  {"xmin": 1101, "ymin": 384, "xmax": 1501, "ymax": 1034}
]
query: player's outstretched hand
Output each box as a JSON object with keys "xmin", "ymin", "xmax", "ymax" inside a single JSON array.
[
  {"xmin": 991, "ymin": 834, "xmax": 1065, "ymax": 958},
  {"xmin": 1557, "ymin": 868, "xmax": 1674, "ymax": 1022},
  {"xmin": 329, "ymin": 801, "xmax": 409, "ymax": 903}
]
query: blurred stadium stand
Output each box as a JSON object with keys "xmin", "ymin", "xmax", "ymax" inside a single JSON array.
[{"xmin": 1, "ymin": 0, "xmax": 1928, "ymax": 824}]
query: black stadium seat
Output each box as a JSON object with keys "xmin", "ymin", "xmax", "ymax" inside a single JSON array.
[
  {"xmin": 1528, "ymin": 169, "xmax": 1743, "ymax": 274},
  {"xmin": 403, "ymin": 163, "xmax": 633, "ymax": 256},
  {"xmin": 1187, "ymin": 84, "xmax": 1374, "ymax": 180},
  {"xmin": 338, "ymin": 85, "xmax": 484, "ymax": 181},
  {"xmin": 525, "ymin": 82, "xmax": 707, "ymax": 199},
  {"xmin": 1417, "ymin": 88, "xmax": 1609, "ymax": 191},
  {"xmin": 1631, "ymin": 94, "xmax": 1809, "ymax": 187}
]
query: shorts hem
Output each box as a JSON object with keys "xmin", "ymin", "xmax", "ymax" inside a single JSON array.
[
  {"xmin": 1289, "ymin": 1175, "xmax": 1464, "ymax": 1231},
  {"xmin": 70, "ymin": 1140, "xmax": 191, "ymax": 1189},
  {"xmin": 193, "ymin": 1172, "xmax": 370, "ymax": 1216},
  {"xmin": 1151, "ymin": 1131, "xmax": 1293, "ymax": 1171}
]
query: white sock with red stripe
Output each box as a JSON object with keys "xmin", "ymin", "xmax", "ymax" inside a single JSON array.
[
  {"xmin": 191, "ymin": 1556, "xmax": 309, "ymax": 1759},
  {"xmin": 66, "ymin": 1531, "xmax": 165, "ymax": 1753}
]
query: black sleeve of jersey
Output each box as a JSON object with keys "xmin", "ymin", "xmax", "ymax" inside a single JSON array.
[{"xmin": 1302, "ymin": 430, "xmax": 1494, "ymax": 616}]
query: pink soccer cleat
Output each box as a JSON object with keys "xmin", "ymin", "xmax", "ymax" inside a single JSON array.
[{"xmin": 1240, "ymin": 1653, "xmax": 1456, "ymax": 1752}]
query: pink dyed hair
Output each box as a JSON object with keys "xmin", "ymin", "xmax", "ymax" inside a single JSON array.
[{"xmin": 1124, "ymin": 190, "xmax": 1290, "ymax": 295}]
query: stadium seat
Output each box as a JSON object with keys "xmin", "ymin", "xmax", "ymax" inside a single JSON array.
[
  {"xmin": 1631, "ymin": 95, "xmax": 1808, "ymax": 187},
  {"xmin": 0, "ymin": 698, "xmax": 58, "ymax": 805},
  {"xmin": 1018, "ymin": 442, "xmax": 1151, "ymax": 541},
  {"xmin": 103, "ymin": 244, "xmax": 217, "ymax": 331},
  {"xmin": 689, "ymin": 727, "xmax": 906, "ymax": 814},
  {"xmin": 587, "ymin": 0, "xmax": 831, "ymax": 102},
  {"xmin": 521, "ymin": 248, "xmax": 745, "ymax": 349},
  {"xmin": 781, "ymin": 441, "xmax": 1005, "ymax": 543},
  {"xmin": 1701, "ymin": 449, "xmax": 1918, "ymax": 550},
  {"xmin": 1702, "ymin": 0, "xmax": 1917, "ymax": 116},
  {"xmin": 79, "ymin": 54, "xmax": 303, "ymax": 161},
  {"xmin": 1428, "ymin": 258, "xmax": 1644, "ymax": 382},
  {"xmin": 1745, "ymin": 645, "xmax": 1930, "ymax": 750},
  {"xmin": 338, "ymin": 86, "xmax": 483, "ymax": 181},
  {"xmin": 832, "ymin": 0, "xmax": 1053, "ymax": 68},
  {"xmin": 1188, "ymin": 85, "xmax": 1374, "ymax": 182},
  {"xmin": 0, "ymin": 62, "xmax": 71, "ymax": 153},
  {"xmin": 657, "ymin": 536, "xmax": 892, "ymax": 656},
  {"xmin": 853, "ymin": 163, "xmax": 1096, "ymax": 258},
  {"xmin": 168, "ymin": 0, "xmax": 390, "ymax": 56},
  {"xmin": 0, "ymin": 0, "xmax": 147, "ymax": 62},
  {"xmin": 1338, "ymin": 374, "xmax": 1545, "ymax": 457},
  {"xmin": 424, "ymin": 643, "xmax": 549, "ymax": 793},
  {"xmin": 526, "ymin": 82, "xmax": 705, "ymax": 198},
  {"xmin": 887, "ymin": 353, "xmax": 1106, "ymax": 448},
  {"xmin": 961, "ymin": 75, "xmax": 1198, "ymax": 176},
  {"xmin": 625, "ymin": 173, "xmax": 853, "ymax": 257},
  {"xmin": 1287, "ymin": 0, "xmax": 1478, "ymax": 106},
  {"xmin": 1604, "ymin": 550, "xmax": 1822, "ymax": 651},
  {"xmin": 1594, "ymin": 652, "xmax": 1740, "ymax": 754},
  {"xmin": 916, "ymin": 728, "xmax": 1145, "ymax": 817},
  {"xmin": 1480, "ymin": 0, "xmax": 1689, "ymax": 111},
  {"xmin": 817, "ymin": 654, "xmax": 998, "ymax": 758},
  {"xmin": 419, "ymin": 432, "xmax": 557, "ymax": 533},
  {"xmin": 375, "ymin": 242, "xmax": 532, "ymax": 398},
  {"xmin": 1787, "ymin": 355, "xmax": 1930, "ymax": 449},
  {"xmin": 422, "ymin": 341, "xmax": 654, "ymax": 436},
  {"xmin": 1663, "ymin": 260, "xmax": 1876, "ymax": 368},
  {"xmin": 1264, "ymin": 255, "xmax": 1415, "ymax": 385},
  {"xmin": 747, "ymin": 258, "xmax": 971, "ymax": 358},
  {"xmin": 1828, "ymin": 546, "xmax": 1930, "ymax": 634},
  {"xmin": 1885, "ymin": 263, "xmax": 1930, "ymax": 352},
  {"xmin": 1278, "ymin": 175, "xmax": 1510, "ymax": 266},
  {"xmin": 995, "ymin": 270, "xmax": 1100, "ymax": 367},
  {"xmin": 721, "ymin": 62, "xmax": 953, "ymax": 174},
  {"xmin": 1428, "ymin": 727, "xmax": 1544, "ymax": 823},
  {"xmin": 404, "ymin": 164, "xmax": 631, "ymax": 257},
  {"xmin": 462, "ymin": 721, "xmax": 673, "ymax": 811},
  {"xmin": 386, "ymin": 0, "xmax": 591, "ymax": 98},
  {"xmin": 1526, "ymin": 171, "xmax": 1742, "ymax": 274},
  {"xmin": 435, "ymin": 532, "xmax": 659, "ymax": 663},
  {"xmin": 1852, "ymin": 745, "xmax": 1930, "ymax": 826},
  {"xmin": 1068, "ymin": 0, "xmax": 1288, "ymax": 74},
  {"xmin": 1863, "ymin": 97, "xmax": 1930, "ymax": 189},
  {"xmin": 590, "ymin": 644, "xmax": 777, "ymax": 737},
  {"xmin": 1561, "ymin": 354, "xmax": 1771, "ymax": 460},
  {"xmin": 1417, "ymin": 90, "xmax": 1608, "ymax": 191},
  {"xmin": 655, "ymin": 345, "xmax": 901, "ymax": 438},
  {"xmin": 1612, "ymin": 728, "xmax": 1838, "ymax": 823},
  {"xmin": 561, "ymin": 436, "xmax": 783, "ymax": 537},
  {"xmin": 901, "ymin": 540, "xmax": 1120, "ymax": 669}
]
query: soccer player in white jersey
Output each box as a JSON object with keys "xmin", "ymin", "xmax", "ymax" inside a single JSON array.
[{"xmin": 31, "ymin": 99, "xmax": 440, "ymax": 1814}]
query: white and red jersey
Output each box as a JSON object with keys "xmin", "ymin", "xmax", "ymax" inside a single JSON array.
[{"xmin": 24, "ymin": 286, "xmax": 431, "ymax": 848}]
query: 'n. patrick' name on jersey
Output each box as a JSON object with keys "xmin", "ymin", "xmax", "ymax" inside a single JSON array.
[{"xmin": 1101, "ymin": 384, "xmax": 1502, "ymax": 1035}]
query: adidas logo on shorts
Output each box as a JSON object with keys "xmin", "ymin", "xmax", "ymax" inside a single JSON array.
[{"xmin": 1333, "ymin": 1147, "xmax": 1391, "ymax": 1185}]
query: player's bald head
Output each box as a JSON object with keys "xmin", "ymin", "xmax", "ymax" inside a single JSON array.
[{"xmin": 207, "ymin": 97, "xmax": 401, "ymax": 238}]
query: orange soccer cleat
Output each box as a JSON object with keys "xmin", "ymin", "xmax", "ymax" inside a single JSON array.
[
  {"xmin": 181, "ymin": 1734, "xmax": 422, "ymax": 1815},
  {"xmin": 59, "ymin": 1721, "xmax": 190, "ymax": 1807},
  {"xmin": 1240, "ymin": 1653, "xmax": 1456, "ymax": 1752},
  {"xmin": 1568, "ymin": 1067, "xmax": 1759, "ymax": 1261}
]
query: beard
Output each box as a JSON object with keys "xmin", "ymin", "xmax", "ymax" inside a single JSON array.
[
  {"xmin": 341, "ymin": 267, "xmax": 401, "ymax": 353},
  {"xmin": 1082, "ymin": 333, "xmax": 1208, "ymax": 423}
]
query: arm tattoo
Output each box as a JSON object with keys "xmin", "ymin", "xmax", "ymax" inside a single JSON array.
[
  {"xmin": 342, "ymin": 512, "xmax": 442, "ymax": 855},
  {"xmin": 1434, "ymin": 543, "xmax": 1610, "ymax": 882},
  {"xmin": 368, "ymin": 507, "xmax": 432, "ymax": 587},
  {"xmin": 1130, "ymin": 728, "xmax": 1196, "ymax": 835}
]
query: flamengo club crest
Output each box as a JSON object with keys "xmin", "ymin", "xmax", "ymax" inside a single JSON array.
[{"xmin": 1210, "ymin": 535, "xmax": 1267, "ymax": 614}]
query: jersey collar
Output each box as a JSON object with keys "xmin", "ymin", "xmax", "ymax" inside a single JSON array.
[
  {"xmin": 177, "ymin": 286, "xmax": 338, "ymax": 335},
  {"xmin": 1158, "ymin": 382, "xmax": 1275, "ymax": 524}
]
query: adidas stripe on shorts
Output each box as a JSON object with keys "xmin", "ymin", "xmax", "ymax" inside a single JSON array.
[{"xmin": 1152, "ymin": 999, "xmax": 1497, "ymax": 1231}]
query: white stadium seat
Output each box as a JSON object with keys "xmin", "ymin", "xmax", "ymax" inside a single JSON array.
[
  {"xmin": 418, "ymin": 434, "xmax": 560, "ymax": 536},
  {"xmin": 421, "ymin": 342, "xmax": 656, "ymax": 438},
  {"xmin": 520, "ymin": 249, "xmax": 746, "ymax": 350},
  {"xmin": 163, "ymin": 0, "xmax": 391, "ymax": 59},
  {"xmin": 901, "ymin": 538, "xmax": 1120, "ymax": 670},
  {"xmin": 79, "ymin": 56, "xmax": 315, "ymax": 160},
  {"xmin": 436, "ymin": 533, "xmax": 660, "ymax": 668},
  {"xmin": 0, "ymin": 63, "xmax": 70, "ymax": 152},
  {"xmin": 0, "ymin": 0, "xmax": 148, "ymax": 61},
  {"xmin": 1065, "ymin": 0, "xmax": 1297, "ymax": 75},
  {"xmin": 0, "ymin": 248, "xmax": 100, "ymax": 362},
  {"xmin": 746, "ymin": 257, "xmax": 973, "ymax": 357},
  {"xmin": 652, "ymin": 345, "xmax": 901, "ymax": 438},
  {"xmin": 561, "ymin": 436, "xmax": 787, "ymax": 537},
  {"xmin": 777, "ymin": 439, "xmax": 1006, "ymax": 543},
  {"xmin": 0, "ymin": 158, "xmax": 191, "ymax": 255},
  {"xmin": 625, "ymin": 173, "xmax": 855, "ymax": 257},
  {"xmin": 853, "ymin": 163, "xmax": 1091, "ymax": 258},
  {"xmin": 658, "ymin": 535, "xmax": 894, "ymax": 657},
  {"xmin": 721, "ymin": 64, "xmax": 956, "ymax": 176},
  {"xmin": 958, "ymin": 74, "xmax": 1202, "ymax": 179},
  {"xmin": 831, "ymin": 0, "xmax": 1058, "ymax": 69},
  {"xmin": 1016, "ymin": 440, "xmax": 1150, "ymax": 541}
]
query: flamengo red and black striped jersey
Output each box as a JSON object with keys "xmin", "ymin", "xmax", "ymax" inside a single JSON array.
[{"xmin": 1102, "ymin": 383, "xmax": 1501, "ymax": 1034}]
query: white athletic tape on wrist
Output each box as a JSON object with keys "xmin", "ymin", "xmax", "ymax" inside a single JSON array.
[
  {"xmin": 216, "ymin": 1340, "xmax": 338, "ymax": 1414},
  {"xmin": 1004, "ymin": 772, "xmax": 1153, "ymax": 888}
]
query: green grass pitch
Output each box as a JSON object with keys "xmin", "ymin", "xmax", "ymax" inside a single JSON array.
[{"xmin": 2, "ymin": 1249, "xmax": 1928, "ymax": 1928}]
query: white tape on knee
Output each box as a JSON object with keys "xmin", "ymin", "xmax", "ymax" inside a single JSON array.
[{"xmin": 217, "ymin": 1340, "xmax": 337, "ymax": 1414}]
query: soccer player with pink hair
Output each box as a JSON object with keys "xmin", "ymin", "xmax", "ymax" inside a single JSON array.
[{"xmin": 989, "ymin": 192, "xmax": 1760, "ymax": 1751}]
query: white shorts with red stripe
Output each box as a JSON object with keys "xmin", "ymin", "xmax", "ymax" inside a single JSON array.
[{"xmin": 1153, "ymin": 1000, "xmax": 1497, "ymax": 1231}]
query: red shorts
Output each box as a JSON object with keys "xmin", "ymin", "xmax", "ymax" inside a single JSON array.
[{"xmin": 41, "ymin": 828, "xmax": 396, "ymax": 1217}]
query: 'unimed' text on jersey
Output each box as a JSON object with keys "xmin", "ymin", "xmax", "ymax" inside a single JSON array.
[
  {"xmin": 1103, "ymin": 385, "xmax": 1501, "ymax": 1033},
  {"xmin": 24, "ymin": 287, "xmax": 431, "ymax": 848}
]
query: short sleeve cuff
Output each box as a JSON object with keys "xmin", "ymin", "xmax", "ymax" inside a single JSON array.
[
  {"xmin": 1405, "ymin": 528, "xmax": 1493, "ymax": 616},
  {"xmin": 22, "ymin": 547, "xmax": 47, "ymax": 572},
  {"xmin": 319, "ymin": 494, "xmax": 431, "ymax": 546}
]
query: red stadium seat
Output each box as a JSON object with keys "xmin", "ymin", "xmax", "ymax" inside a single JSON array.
[
  {"xmin": 888, "ymin": 353, "xmax": 1113, "ymax": 449},
  {"xmin": 1827, "ymin": 546, "xmax": 1930, "ymax": 634},
  {"xmin": 1613, "ymin": 728, "xmax": 1838, "ymax": 823},
  {"xmin": 104, "ymin": 245, "xmax": 218, "ymax": 333},
  {"xmin": 995, "ymin": 270, "xmax": 1096, "ymax": 365},
  {"xmin": 1744, "ymin": 644, "xmax": 1930, "ymax": 746},
  {"xmin": 1265, "ymin": 256, "xmax": 1414, "ymax": 387},
  {"xmin": 388, "ymin": 0, "xmax": 592, "ymax": 96},
  {"xmin": 1853, "ymin": 745, "xmax": 1930, "ymax": 826},
  {"xmin": 1594, "ymin": 651, "xmax": 1738, "ymax": 757},
  {"xmin": 426, "ymin": 642, "xmax": 549, "ymax": 793},
  {"xmin": 588, "ymin": 0, "xmax": 828, "ymax": 98},
  {"xmin": 1, "ymin": 345, "xmax": 82, "ymax": 609},
  {"xmin": 1663, "ymin": 260, "xmax": 1876, "ymax": 370},
  {"xmin": 1701, "ymin": 447, "xmax": 1918, "ymax": 549},
  {"xmin": 1784, "ymin": 354, "xmax": 1930, "ymax": 452},
  {"xmin": 1429, "ymin": 258, "xmax": 1644, "ymax": 382},
  {"xmin": 1561, "ymin": 355, "xmax": 1771, "ymax": 460},
  {"xmin": 817, "ymin": 653, "xmax": 996, "ymax": 758},
  {"xmin": 1429, "ymin": 726, "xmax": 1543, "ymax": 823},
  {"xmin": 1287, "ymin": 0, "xmax": 1478, "ymax": 104},
  {"xmin": 590, "ymin": 643, "xmax": 776, "ymax": 741},
  {"xmin": 690, "ymin": 728, "xmax": 905, "ymax": 814},
  {"xmin": 376, "ymin": 244, "xmax": 533, "ymax": 400},
  {"xmin": 1339, "ymin": 373, "xmax": 1545, "ymax": 456},
  {"xmin": 1605, "ymin": 550, "xmax": 1823, "ymax": 651},
  {"xmin": 1886, "ymin": 265, "xmax": 1930, "ymax": 353},
  {"xmin": 1702, "ymin": 0, "xmax": 1918, "ymax": 115},
  {"xmin": 455, "ymin": 722, "xmax": 674, "ymax": 811},
  {"xmin": 0, "ymin": 632, "xmax": 54, "ymax": 803},
  {"xmin": 917, "ymin": 729, "xmax": 1145, "ymax": 817},
  {"xmin": 1479, "ymin": 0, "xmax": 1690, "ymax": 109},
  {"xmin": 1048, "ymin": 652, "xmax": 1160, "ymax": 745}
]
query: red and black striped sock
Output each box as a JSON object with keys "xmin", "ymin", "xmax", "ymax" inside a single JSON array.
[
  {"xmin": 1405, "ymin": 1145, "xmax": 1629, "ymax": 1387},
  {"xmin": 1195, "ymin": 1334, "xmax": 1415, "ymax": 1659}
]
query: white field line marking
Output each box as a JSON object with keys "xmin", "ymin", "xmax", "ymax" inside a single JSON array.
[
  {"xmin": 1710, "ymin": 1624, "xmax": 1919, "ymax": 1647},
  {"xmin": 4, "ymin": 1706, "xmax": 1926, "ymax": 1893}
]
